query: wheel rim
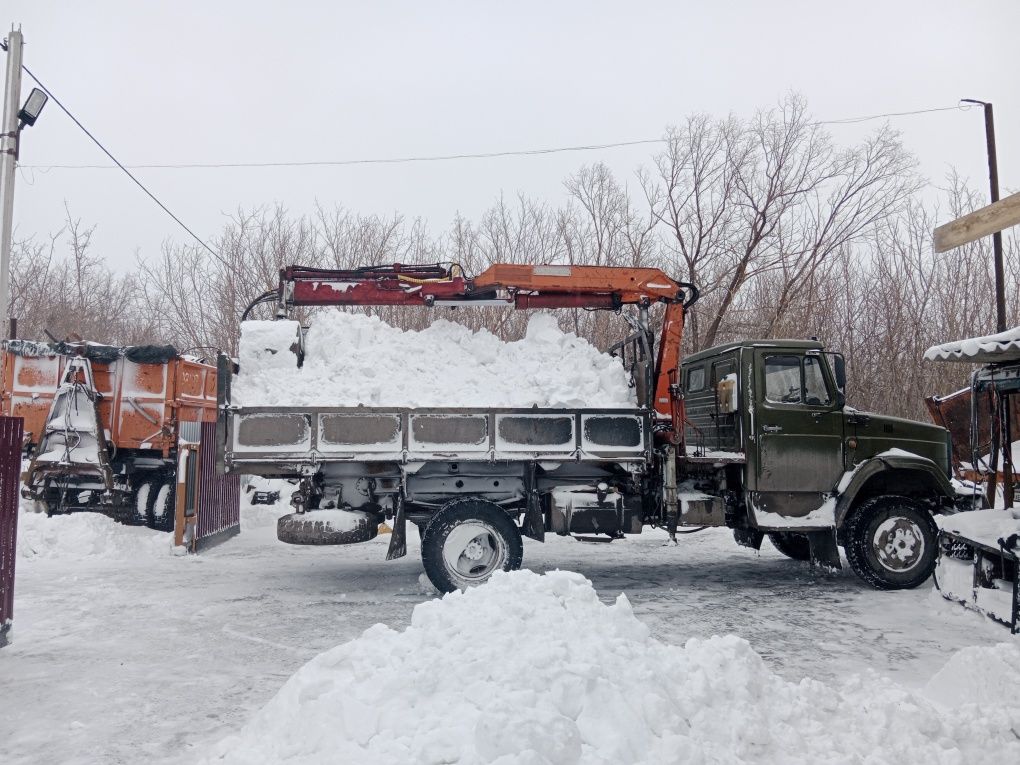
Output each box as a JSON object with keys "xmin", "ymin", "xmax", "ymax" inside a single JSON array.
[
  {"xmin": 442, "ymin": 521, "xmax": 506, "ymax": 581},
  {"xmin": 872, "ymin": 516, "xmax": 925, "ymax": 573}
]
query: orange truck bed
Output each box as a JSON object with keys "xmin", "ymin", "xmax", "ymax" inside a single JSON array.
[{"xmin": 0, "ymin": 341, "xmax": 217, "ymax": 457}]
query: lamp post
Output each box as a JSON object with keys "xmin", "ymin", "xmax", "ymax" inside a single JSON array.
[
  {"xmin": 961, "ymin": 98, "xmax": 1006, "ymax": 333},
  {"xmin": 0, "ymin": 29, "xmax": 48, "ymax": 338}
]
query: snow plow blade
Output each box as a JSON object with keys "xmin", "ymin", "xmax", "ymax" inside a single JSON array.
[{"xmin": 934, "ymin": 516, "xmax": 1020, "ymax": 634}]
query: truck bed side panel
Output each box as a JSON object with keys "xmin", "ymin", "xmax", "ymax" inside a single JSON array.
[
  {"xmin": 224, "ymin": 407, "xmax": 651, "ymax": 472},
  {"xmin": 1, "ymin": 353, "xmax": 62, "ymax": 445}
]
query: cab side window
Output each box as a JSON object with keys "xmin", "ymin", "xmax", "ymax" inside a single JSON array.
[
  {"xmin": 686, "ymin": 366, "xmax": 706, "ymax": 392},
  {"xmin": 764, "ymin": 355, "xmax": 832, "ymax": 406},
  {"xmin": 764, "ymin": 356, "xmax": 802, "ymax": 403}
]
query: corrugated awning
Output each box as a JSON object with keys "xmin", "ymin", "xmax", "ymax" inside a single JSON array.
[{"xmin": 924, "ymin": 327, "xmax": 1020, "ymax": 364}]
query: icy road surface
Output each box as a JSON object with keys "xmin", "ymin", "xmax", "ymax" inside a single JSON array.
[{"xmin": 0, "ymin": 505, "xmax": 1011, "ymax": 765}]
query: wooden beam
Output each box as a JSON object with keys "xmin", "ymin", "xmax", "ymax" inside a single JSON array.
[{"xmin": 934, "ymin": 190, "xmax": 1020, "ymax": 252}]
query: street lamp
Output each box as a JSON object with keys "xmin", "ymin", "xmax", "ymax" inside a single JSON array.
[
  {"xmin": 17, "ymin": 86, "xmax": 47, "ymax": 127},
  {"xmin": 9, "ymin": 87, "xmax": 47, "ymax": 162}
]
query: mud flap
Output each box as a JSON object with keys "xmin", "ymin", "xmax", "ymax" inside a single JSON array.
[
  {"xmin": 386, "ymin": 493, "xmax": 407, "ymax": 561},
  {"xmin": 806, "ymin": 529, "xmax": 842, "ymax": 570},
  {"xmin": 733, "ymin": 528, "xmax": 764, "ymax": 550},
  {"xmin": 522, "ymin": 501, "xmax": 545, "ymax": 542},
  {"xmin": 521, "ymin": 463, "xmax": 545, "ymax": 542}
]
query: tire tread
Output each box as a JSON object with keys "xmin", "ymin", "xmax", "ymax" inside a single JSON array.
[
  {"xmin": 844, "ymin": 495, "xmax": 937, "ymax": 590},
  {"xmin": 421, "ymin": 498, "xmax": 523, "ymax": 593}
]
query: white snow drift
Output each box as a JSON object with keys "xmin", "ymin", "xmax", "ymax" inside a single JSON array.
[
  {"xmin": 17, "ymin": 504, "xmax": 169, "ymax": 560},
  {"xmin": 233, "ymin": 312, "xmax": 636, "ymax": 409},
  {"xmin": 207, "ymin": 569, "xmax": 1020, "ymax": 765}
]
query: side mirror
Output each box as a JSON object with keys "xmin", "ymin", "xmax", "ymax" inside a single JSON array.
[
  {"xmin": 828, "ymin": 353, "xmax": 847, "ymax": 408},
  {"xmin": 832, "ymin": 354, "xmax": 846, "ymax": 392}
]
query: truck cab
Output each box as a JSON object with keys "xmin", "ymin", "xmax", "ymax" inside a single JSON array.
[{"xmin": 680, "ymin": 340, "xmax": 956, "ymax": 588}]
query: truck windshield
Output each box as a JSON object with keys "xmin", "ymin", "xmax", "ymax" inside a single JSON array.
[{"xmin": 765, "ymin": 355, "xmax": 832, "ymax": 406}]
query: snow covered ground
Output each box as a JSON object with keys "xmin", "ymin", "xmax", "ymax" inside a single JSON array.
[{"xmin": 1, "ymin": 499, "xmax": 1016, "ymax": 764}]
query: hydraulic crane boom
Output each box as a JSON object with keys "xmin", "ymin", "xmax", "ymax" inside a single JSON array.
[{"xmin": 271, "ymin": 263, "xmax": 698, "ymax": 433}]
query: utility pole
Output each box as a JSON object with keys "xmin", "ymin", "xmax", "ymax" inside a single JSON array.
[
  {"xmin": 962, "ymin": 99, "xmax": 1007, "ymax": 332},
  {"xmin": 0, "ymin": 28, "xmax": 23, "ymax": 334}
]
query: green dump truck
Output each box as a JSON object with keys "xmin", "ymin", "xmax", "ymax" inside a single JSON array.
[{"xmin": 218, "ymin": 262, "xmax": 961, "ymax": 592}]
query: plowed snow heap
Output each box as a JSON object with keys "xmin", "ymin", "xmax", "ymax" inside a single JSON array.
[
  {"xmin": 232, "ymin": 312, "xmax": 636, "ymax": 409},
  {"xmin": 208, "ymin": 570, "xmax": 1020, "ymax": 765}
]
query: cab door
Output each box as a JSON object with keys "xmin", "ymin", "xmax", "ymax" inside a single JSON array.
[{"xmin": 750, "ymin": 351, "xmax": 845, "ymax": 523}]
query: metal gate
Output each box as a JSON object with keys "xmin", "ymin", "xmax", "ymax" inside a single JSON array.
[
  {"xmin": 0, "ymin": 416, "xmax": 25, "ymax": 648},
  {"xmin": 195, "ymin": 421, "xmax": 239, "ymax": 550}
]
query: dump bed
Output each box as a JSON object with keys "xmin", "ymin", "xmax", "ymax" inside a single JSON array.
[
  {"xmin": 222, "ymin": 405, "xmax": 653, "ymax": 474},
  {"xmin": 1, "ymin": 341, "xmax": 217, "ymax": 455}
]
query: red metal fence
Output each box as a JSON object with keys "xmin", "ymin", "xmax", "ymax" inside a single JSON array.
[
  {"xmin": 0, "ymin": 416, "xmax": 25, "ymax": 648},
  {"xmin": 196, "ymin": 421, "xmax": 240, "ymax": 549}
]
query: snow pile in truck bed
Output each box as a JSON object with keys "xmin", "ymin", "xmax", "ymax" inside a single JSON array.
[
  {"xmin": 206, "ymin": 570, "xmax": 1020, "ymax": 765},
  {"xmin": 233, "ymin": 312, "xmax": 636, "ymax": 408},
  {"xmin": 236, "ymin": 319, "xmax": 303, "ymax": 371},
  {"xmin": 17, "ymin": 503, "xmax": 169, "ymax": 561}
]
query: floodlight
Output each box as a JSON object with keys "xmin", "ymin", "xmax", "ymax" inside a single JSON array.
[{"xmin": 17, "ymin": 87, "xmax": 48, "ymax": 127}]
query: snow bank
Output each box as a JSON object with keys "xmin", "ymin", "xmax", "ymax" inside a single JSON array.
[
  {"xmin": 17, "ymin": 505, "xmax": 169, "ymax": 561},
  {"xmin": 233, "ymin": 312, "xmax": 636, "ymax": 409},
  {"xmin": 240, "ymin": 476, "xmax": 296, "ymax": 532},
  {"xmin": 207, "ymin": 570, "xmax": 1020, "ymax": 765},
  {"xmin": 924, "ymin": 642, "xmax": 1020, "ymax": 708}
]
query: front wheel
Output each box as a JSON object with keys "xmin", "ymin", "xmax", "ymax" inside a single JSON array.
[
  {"xmin": 421, "ymin": 498, "xmax": 523, "ymax": 593},
  {"xmin": 844, "ymin": 495, "xmax": 938, "ymax": 590}
]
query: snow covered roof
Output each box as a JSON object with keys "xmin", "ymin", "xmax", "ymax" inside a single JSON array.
[{"xmin": 923, "ymin": 326, "xmax": 1020, "ymax": 364}]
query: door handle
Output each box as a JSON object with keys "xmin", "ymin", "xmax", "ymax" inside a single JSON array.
[{"xmin": 762, "ymin": 425, "xmax": 783, "ymax": 433}]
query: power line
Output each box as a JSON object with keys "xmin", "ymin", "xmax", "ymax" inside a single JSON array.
[
  {"xmin": 27, "ymin": 138, "xmax": 666, "ymax": 170},
  {"xmin": 816, "ymin": 104, "xmax": 970, "ymax": 125},
  {"xmin": 20, "ymin": 104, "xmax": 974, "ymax": 172},
  {"xmin": 2, "ymin": 43, "xmax": 220, "ymax": 259}
]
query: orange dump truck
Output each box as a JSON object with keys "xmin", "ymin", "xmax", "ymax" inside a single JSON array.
[{"xmin": 0, "ymin": 340, "xmax": 217, "ymax": 529}]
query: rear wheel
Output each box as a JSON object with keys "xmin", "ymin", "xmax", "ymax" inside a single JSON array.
[
  {"xmin": 768, "ymin": 532, "xmax": 812, "ymax": 561},
  {"xmin": 133, "ymin": 481, "xmax": 156, "ymax": 526},
  {"xmin": 844, "ymin": 495, "xmax": 937, "ymax": 590},
  {"xmin": 421, "ymin": 498, "xmax": 523, "ymax": 593},
  {"xmin": 150, "ymin": 481, "xmax": 176, "ymax": 533}
]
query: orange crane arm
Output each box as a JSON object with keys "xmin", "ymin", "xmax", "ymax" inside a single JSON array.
[{"xmin": 273, "ymin": 262, "xmax": 698, "ymax": 435}]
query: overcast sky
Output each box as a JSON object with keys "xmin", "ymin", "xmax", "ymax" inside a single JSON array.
[{"xmin": 6, "ymin": 1, "xmax": 1020, "ymax": 271}]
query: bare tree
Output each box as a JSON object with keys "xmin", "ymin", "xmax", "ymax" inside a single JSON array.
[
  {"xmin": 24, "ymin": 96, "xmax": 1017, "ymax": 425},
  {"xmin": 11, "ymin": 207, "xmax": 150, "ymax": 344}
]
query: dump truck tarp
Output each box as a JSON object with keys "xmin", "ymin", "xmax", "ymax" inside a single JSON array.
[{"xmin": 0, "ymin": 340, "xmax": 180, "ymax": 364}]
